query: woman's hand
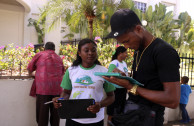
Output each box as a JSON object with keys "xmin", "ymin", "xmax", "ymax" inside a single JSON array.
[
  {"xmin": 87, "ymin": 102, "xmax": 101, "ymax": 114},
  {"xmin": 52, "ymin": 97, "xmax": 62, "ymax": 109},
  {"xmin": 113, "ymin": 68, "xmax": 126, "ymax": 76}
]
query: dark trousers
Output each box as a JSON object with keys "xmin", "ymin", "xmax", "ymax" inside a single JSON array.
[
  {"xmin": 180, "ymin": 103, "xmax": 190, "ymax": 122},
  {"xmin": 107, "ymin": 88, "xmax": 127, "ymax": 115},
  {"xmin": 66, "ymin": 119, "xmax": 104, "ymax": 126},
  {"xmin": 36, "ymin": 94, "xmax": 60, "ymax": 126}
]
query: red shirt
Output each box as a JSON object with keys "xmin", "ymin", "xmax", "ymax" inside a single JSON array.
[{"xmin": 27, "ymin": 50, "xmax": 64, "ymax": 95}]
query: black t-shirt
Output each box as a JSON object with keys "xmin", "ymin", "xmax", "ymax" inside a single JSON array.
[{"xmin": 130, "ymin": 38, "xmax": 180, "ymax": 111}]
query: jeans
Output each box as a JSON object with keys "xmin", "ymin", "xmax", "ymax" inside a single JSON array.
[{"xmin": 180, "ymin": 103, "xmax": 190, "ymax": 122}]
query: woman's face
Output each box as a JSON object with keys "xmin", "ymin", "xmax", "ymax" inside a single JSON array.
[
  {"xmin": 78, "ymin": 43, "xmax": 97, "ymax": 65},
  {"xmin": 118, "ymin": 51, "xmax": 128, "ymax": 60}
]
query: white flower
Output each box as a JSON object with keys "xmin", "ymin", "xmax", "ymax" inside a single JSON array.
[{"xmin": 142, "ymin": 20, "xmax": 147, "ymax": 26}]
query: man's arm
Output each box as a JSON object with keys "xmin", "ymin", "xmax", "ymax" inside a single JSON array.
[
  {"xmin": 102, "ymin": 76, "xmax": 180, "ymax": 109},
  {"xmin": 136, "ymin": 81, "xmax": 180, "ymax": 108}
]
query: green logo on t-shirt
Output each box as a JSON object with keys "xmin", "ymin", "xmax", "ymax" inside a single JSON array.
[
  {"xmin": 75, "ymin": 75, "xmax": 94, "ymax": 85},
  {"xmin": 124, "ymin": 67, "xmax": 128, "ymax": 73},
  {"xmin": 72, "ymin": 91, "xmax": 84, "ymax": 98}
]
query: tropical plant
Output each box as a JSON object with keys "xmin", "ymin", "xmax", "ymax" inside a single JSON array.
[
  {"xmin": 142, "ymin": 3, "xmax": 180, "ymax": 47},
  {"xmin": 187, "ymin": 29, "xmax": 194, "ymax": 54},
  {"xmin": 28, "ymin": 17, "xmax": 45, "ymax": 44},
  {"xmin": 177, "ymin": 12, "xmax": 192, "ymax": 49},
  {"xmin": 39, "ymin": 0, "xmax": 140, "ymax": 39},
  {"xmin": 183, "ymin": 22, "xmax": 194, "ymax": 54}
]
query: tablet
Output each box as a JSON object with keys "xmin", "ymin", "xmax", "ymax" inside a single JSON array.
[
  {"xmin": 94, "ymin": 72, "xmax": 144, "ymax": 88},
  {"xmin": 57, "ymin": 99, "xmax": 96, "ymax": 119}
]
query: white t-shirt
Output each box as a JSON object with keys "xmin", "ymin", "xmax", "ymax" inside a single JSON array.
[
  {"xmin": 108, "ymin": 59, "xmax": 128, "ymax": 76},
  {"xmin": 61, "ymin": 64, "xmax": 115, "ymax": 124}
]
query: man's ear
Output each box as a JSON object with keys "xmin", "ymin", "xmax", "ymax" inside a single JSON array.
[
  {"xmin": 134, "ymin": 25, "xmax": 144, "ymax": 38},
  {"xmin": 135, "ymin": 25, "xmax": 144, "ymax": 33}
]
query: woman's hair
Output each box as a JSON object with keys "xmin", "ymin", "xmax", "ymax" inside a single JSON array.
[
  {"xmin": 72, "ymin": 38, "xmax": 101, "ymax": 66},
  {"xmin": 181, "ymin": 76, "xmax": 189, "ymax": 84},
  {"xmin": 112, "ymin": 46, "xmax": 127, "ymax": 61}
]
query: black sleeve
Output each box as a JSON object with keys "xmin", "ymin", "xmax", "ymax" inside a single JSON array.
[{"xmin": 156, "ymin": 48, "xmax": 180, "ymax": 82}]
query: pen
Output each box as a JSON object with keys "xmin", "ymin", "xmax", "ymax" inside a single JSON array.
[{"xmin": 44, "ymin": 97, "xmax": 64, "ymax": 105}]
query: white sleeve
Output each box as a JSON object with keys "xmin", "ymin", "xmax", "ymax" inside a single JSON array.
[{"xmin": 110, "ymin": 60, "xmax": 118, "ymax": 67}]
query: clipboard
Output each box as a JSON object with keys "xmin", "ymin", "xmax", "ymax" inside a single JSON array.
[
  {"xmin": 57, "ymin": 99, "xmax": 96, "ymax": 119},
  {"xmin": 94, "ymin": 72, "xmax": 144, "ymax": 88}
]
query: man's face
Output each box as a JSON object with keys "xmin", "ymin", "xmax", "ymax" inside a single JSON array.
[{"xmin": 115, "ymin": 25, "xmax": 143, "ymax": 50}]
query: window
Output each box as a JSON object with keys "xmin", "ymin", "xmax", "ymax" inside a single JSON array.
[{"xmin": 134, "ymin": 1, "xmax": 147, "ymax": 13}]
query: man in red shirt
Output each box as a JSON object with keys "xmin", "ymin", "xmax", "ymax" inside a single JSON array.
[{"xmin": 28, "ymin": 42, "xmax": 64, "ymax": 126}]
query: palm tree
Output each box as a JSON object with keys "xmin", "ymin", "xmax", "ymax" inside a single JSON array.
[{"xmin": 39, "ymin": 0, "xmax": 139, "ymax": 39}]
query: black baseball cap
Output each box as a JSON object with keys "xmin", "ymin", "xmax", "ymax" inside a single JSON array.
[{"xmin": 105, "ymin": 9, "xmax": 142, "ymax": 39}]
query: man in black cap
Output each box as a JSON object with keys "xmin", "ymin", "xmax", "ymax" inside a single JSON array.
[{"xmin": 103, "ymin": 9, "xmax": 180, "ymax": 126}]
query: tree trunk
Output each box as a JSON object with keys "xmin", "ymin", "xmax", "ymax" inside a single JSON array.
[{"xmin": 88, "ymin": 18, "xmax": 93, "ymax": 39}]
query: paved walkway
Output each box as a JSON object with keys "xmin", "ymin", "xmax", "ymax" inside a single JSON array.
[{"xmin": 164, "ymin": 119, "xmax": 194, "ymax": 126}]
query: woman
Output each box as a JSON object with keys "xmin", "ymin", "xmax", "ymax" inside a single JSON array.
[
  {"xmin": 107, "ymin": 46, "xmax": 128, "ymax": 125},
  {"xmin": 53, "ymin": 38, "xmax": 115, "ymax": 126}
]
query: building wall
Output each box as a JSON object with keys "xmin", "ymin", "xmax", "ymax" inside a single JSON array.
[
  {"xmin": 0, "ymin": 79, "xmax": 194, "ymax": 126},
  {"xmin": 0, "ymin": 3, "xmax": 24, "ymax": 47},
  {"xmin": 134, "ymin": 0, "xmax": 180, "ymax": 19},
  {"xmin": 0, "ymin": 80, "xmax": 36, "ymax": 126},
  {"xmin": 23, "ymin": 0, "xmax": 48, "ymax": 46}
]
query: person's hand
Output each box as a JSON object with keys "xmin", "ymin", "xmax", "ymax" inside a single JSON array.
[
  {"xmin": 113, "ymin": 68, "xmax": 126, "ymax": 76},
  {"xmin": 52, "ymin": 97, "xmax": 62, "ymax": 109},
  {"xmin": 102, "ymin": 76, "xmax": 133, "ymax": 89},
  {"xmin": 87, "ymin": 102, "xmax": 101, "ymax": 114}
]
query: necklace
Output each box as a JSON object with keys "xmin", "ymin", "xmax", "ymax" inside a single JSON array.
[{"xmin": 135, "ymin": 36, "xmax": 155, "ymax": 71}]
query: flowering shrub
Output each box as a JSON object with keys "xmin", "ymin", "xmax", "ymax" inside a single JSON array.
[
  {"xmin": 96, "ymin": 37, "xmax": 134, "ymax": 68},
  {"xmin": 0, "ymin": 43, "xmax": 35, "ymax": 76},
  {"xmin": 0, "ymin": 38, "xmax": 134, "ymax": 76},
  {"xmin": 59, "ymin": 44, "xmax": 77, "ymax": 69},
  {"xmin": 59, "ymin": 37, "xmax": 134, "ymax": 69}
]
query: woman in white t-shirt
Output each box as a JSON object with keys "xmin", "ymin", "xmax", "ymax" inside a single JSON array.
[
  {"xmin": 107, "ymin": 46, "xmax": 128, "ymax": 125},
  {"xmin": 53, "ymin": 38, "xmax": 115, "ymax": 126}
]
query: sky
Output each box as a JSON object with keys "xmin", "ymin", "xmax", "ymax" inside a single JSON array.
[{"xmin": 180, "ymin": 0, "xmax": 194, "ymax": 19}]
